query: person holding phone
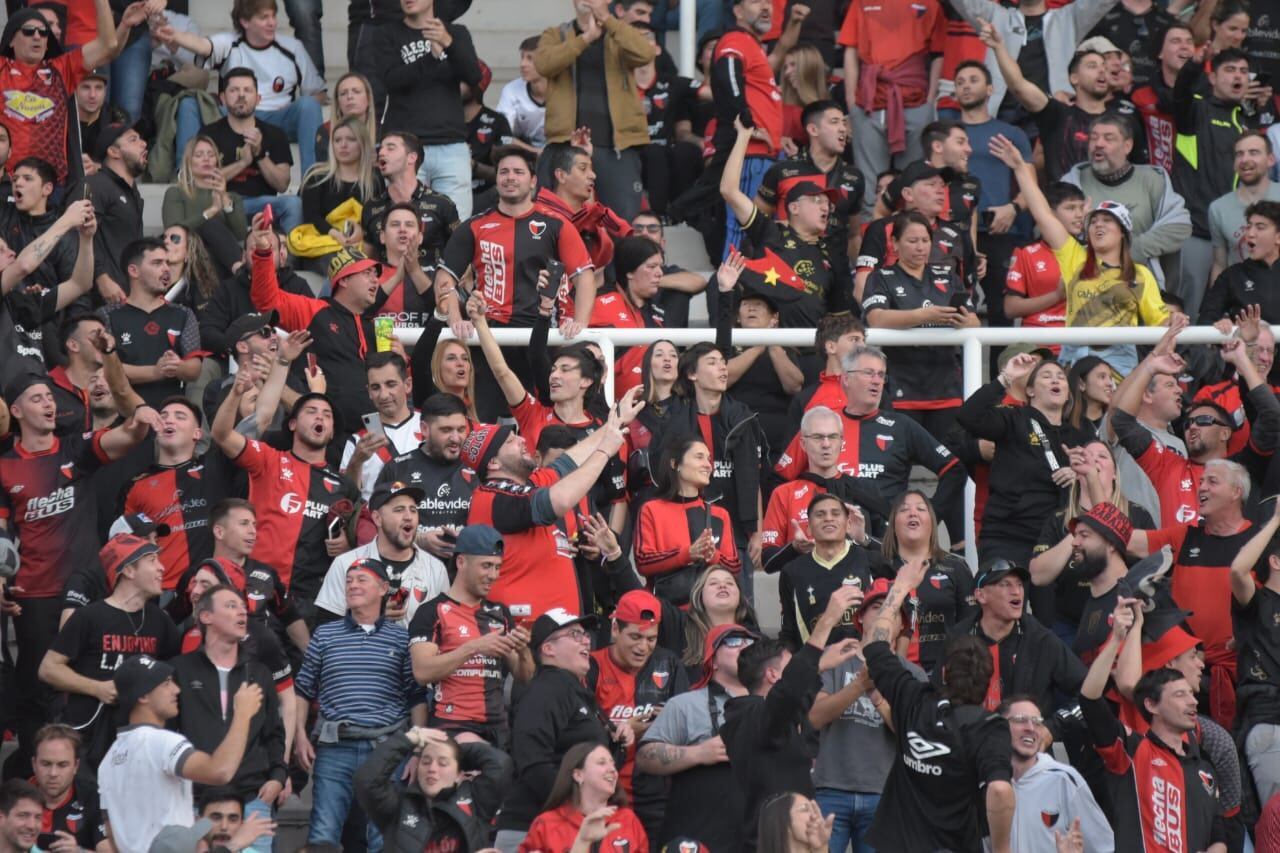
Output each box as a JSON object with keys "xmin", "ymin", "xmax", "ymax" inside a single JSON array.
[{"xmin": 862, "ymin": 210, "xmax": 977, "ymax": 438}]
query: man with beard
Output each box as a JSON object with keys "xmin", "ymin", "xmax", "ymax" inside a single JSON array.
[
  {"xmin": 409, "ymin": 524, "xmax": 535, "ymax": 745},
  {"xmin": 211, "ymin": 368, "xmax": 359, "ymax": 613},
  {"xmin": 172, "ymin": 586, "xmax": 287, "ymax": 838},
  {"xmin": 99, "ymin": 239, "xmax": 206, "ymax": 408},
  {"xmin": 197, "ymin": 68, "xmax": 301, "ymax": 236},
  {"xmin": 248, "ymin": 215, "xmax": 392, "ymax": 433},
  {"xmin": 374, "ymin": 393, "xmax": 475, "ymax": 560},
  {"xmin": 0, "ymin": 781, "xmax": 41, "ymax": 853},
  {"xmin": 983, "ymin": 25, "xmax": 1146, "ymax": 182},
  {"xmin": 83, "ymin": 122, "xmax": 146, "ymax": 301},
  {"xmin": 27, "ymin": 726, "xmax": 109, "ymax": 852},
  {"xmin": 1131, "ymin": 23, "xmax": 1195, "ymax": 173},
  {"xmin": 1003, "ymin": 696, "xmax": 1113, "ymax": 852},
  {"xmin": 1062, "ymin": 114, "xmax": 1191, "ymax": 283},
  {"xmin": 360, "ymin": 132, "xmax": 459, "ymax": 272},
  {"xmin": 199, "ymin": 792, "xmax": 275, "ymax": 852},
  {"xmin": 314, "ymin": 481, "xmax": 449, "ymax": 627},
  {"xmin": 1206, "ymin": 133, "xmax": 1280, "ymax": 287}
]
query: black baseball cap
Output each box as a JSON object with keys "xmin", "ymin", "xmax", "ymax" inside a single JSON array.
[
  {"xmin": 94, "ymin": 119, "xmax": 140, "ymax": 161},
  {"xmin": 346, "ymin": 557, "xmax": 390, "ymax": 583},
  {"xmin": 530, "ymin": 608, "xmax": 600, "ymax": 658},
  {"xmin": 114, "ymin": 654, "xmax": 175, "ymax": 712},
  {"xmin": 369, "ymin": 480, "xmax": 425, "ymax": 511},
  {"xmin": 3, "ymin": 372, "xmax": 52, "ymax": 405},
  {"xmin": 975, "ymin": 558, "xmax": 1031, "ymax": 588},
  {"xmin": 109, "ymin": 512, "xmax": 172, "ymax": 539},
  {"xmin": 225, "ymin": 310, "xmax": 279, "ymax": 353}
]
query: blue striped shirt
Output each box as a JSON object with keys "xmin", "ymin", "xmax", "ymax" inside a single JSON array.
[{"xmin": 295, "ymin": 614, "xmax": 421, "ymax": 727}]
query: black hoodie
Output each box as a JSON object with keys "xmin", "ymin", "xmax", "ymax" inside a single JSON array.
[{"xmin": 370, "ymin": 16, "xmax": 482, "ymax": 146}]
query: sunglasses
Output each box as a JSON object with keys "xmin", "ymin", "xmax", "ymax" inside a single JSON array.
[
  {"xmin": 20, "ymin": 25, "xmax": 50, "ymax": 37},
  {"xmin": 238, "ymin": 326, "xmax": 273, "ymax": 342},
  {"xmin": 719, "ymin": 635, "xmax": 754, "ymax": 649},
  {"xmin": 165, "ymin": 232, "xmax": 184, "ymax": 244},
  {"xmin": 1187, "ymin": 415, "xmax": 1230, "ymax": 428}
]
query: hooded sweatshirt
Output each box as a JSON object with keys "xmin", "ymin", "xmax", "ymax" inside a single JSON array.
[{"xmin": 1005, "ymin": 752, "xmax": 1114, "ymax": 853}]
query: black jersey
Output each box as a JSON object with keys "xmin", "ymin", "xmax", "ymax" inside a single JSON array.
[
  {"xmin": 98, "ymin": 301, "xmax": 206, "ymax": 407},
  {"xmin": 739, "ymin": 207, "xmax": 851, "ymax": 326},
  {"xmin": 466, "ymin": 107, "xmax": 513, "ymax": 192},
  {"xmin": 374, "ymin": 449, "xmax": 476, "ymax": 531},
  {"xmin": 362, "ymin": 182, "xmax": 460, "ymax": 269}
]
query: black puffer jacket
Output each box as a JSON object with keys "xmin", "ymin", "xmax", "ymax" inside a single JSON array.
[{"xmin": 355, "ymin": 732, "xmax": 510, "ymax": 852}]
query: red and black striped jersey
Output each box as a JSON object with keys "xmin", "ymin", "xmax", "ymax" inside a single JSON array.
[
  {"xmin": 123, "ymin": 455, "xmax": 232, "ymax": 589},
  {"xmin": 0, "ymin": 431, "xmax": 110, "ymax": 597},
  {"xmin": 49, "ymin": 366, "xmax": 91, "ymax": 436},
  {"xmin": 408, "ymin": 593, "xmax": 514, "ymax": 731},
  {"xmin": 439, "ymin": 206, "xmax": 593, "ymax": 327},
  {"xmin": 230, "ymin": 439, "xmax": 359, "ymax": 600}
]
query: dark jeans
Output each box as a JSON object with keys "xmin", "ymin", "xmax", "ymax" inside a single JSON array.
[
  {"xmin": 3, "ymin": 597, "xmax": 62, "ymax": 780},
  {"xmin": 592, "ymin": 147, "xmax": 643, "ymax": 222},
  {"xmin": 641, "ymin": 140, "xmax": 704, "ymax": 217},
  {"xmin": 283, "ymin": 0, "xmax": 324, "ymax": 74}
]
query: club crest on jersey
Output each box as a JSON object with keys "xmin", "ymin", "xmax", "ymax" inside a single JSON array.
[
  {"xmin": 876, "ymin": 434, "xmax": 893, "ymax": 450},
  {"xmin": 1199, "ymin": 770, "xmax": 1216, "ymax": 795},
  {"xmin": 323, "ymin": 477, "xmax": 341, "ymax": 493},
  {"xmin": 60, "ymin": 462, "xmax": 75, "ymax": 479},
  {"xmin": 1040, "ymin": 810, "xmax": 1059, "ymax": 828},
  {"xmin": 652, "ymin": 670, "xmax": 669, "ymax": 688},
  {"xmin": 529, "ymin": 220, "xmax": 547, "ymax": 239},
  {"xmin": 166, "ymin": 329, "xmax": 180, "ymax": 348},
  {"xmin": 144, "ymin": 321, "xmax": 160, "ymax": 336}
]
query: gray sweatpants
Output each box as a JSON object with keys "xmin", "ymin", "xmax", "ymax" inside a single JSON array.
[
  {"xmin": 850, "ymin": 102, "xmax": 934, "ymax": 212},
  {"xmin": 1166, "ymin": 235, "xmax": 1214, "ymax": 321}
]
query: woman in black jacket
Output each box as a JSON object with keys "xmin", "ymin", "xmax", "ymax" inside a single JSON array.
[
  {"xmin": 955, "ymin": 352, "xmax": 1091, "ymax": 574},
  {"xmin": 355, "ymin": 727, "xmax": 510, "ymax": 852}
]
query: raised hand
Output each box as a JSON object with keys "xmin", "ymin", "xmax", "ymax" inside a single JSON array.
[
  {"xmin": 988, "ymin": 133, "xmax": 1026, "ymax": 169},
  {"xmin": 279, "ymin": 329, "xmax": 311, "ymax": 363},
  {"xmin": 614, "ymin": 385, "xmax": 646, "ymax": 426},
  {"xmin": 717, "ymin": 250, "xmax": 747, "ymax": 293},
  {"xmin": 999, "ymin": 351, "xmax": 1039, "ymax": 386}
]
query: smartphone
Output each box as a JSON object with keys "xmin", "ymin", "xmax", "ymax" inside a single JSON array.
[
  {"xmin": 37, "ymin": 834, "xmax": 59, "ymax": 849},
  {"xmin": 261, "ymin": 203, "xmax": 274, "ymax": 230},
  {"xmin": 362, "ymin": 411, "xmax": 385, "ymax": 437},
  {"xmin": 306, "ymin": 352, "xmax": 318, "ymax": 373},
  {"xmin": 948, "ymin": 292, "xmax": 969, "ymax": 310},
  {"xmin": 541, "ymin": 260, "xmax": 564, "ymax": 301},
  {"xmin": 1258, "ymin": 72, "xmax": 1273, "ymax": 89},
  {"xmin": 327, "ymin": 516, "xmax": 344, "ymax": 540},
  {"xmin": 343, "ymin": 220, "xmax": 355, "ymax": 238},
  {"xmin": 82, "ymin": 183, "xmax": 91, "ymax": 201}
]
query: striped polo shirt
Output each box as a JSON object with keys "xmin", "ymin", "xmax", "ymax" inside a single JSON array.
[{"xmin": 295, "ymin": 614, "xmax": 420, "ymax": 728}]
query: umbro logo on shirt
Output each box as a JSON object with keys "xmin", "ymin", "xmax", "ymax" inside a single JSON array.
[{"xmin": 906, "ymin": 732, "xmax": 951, "ymax": 761}]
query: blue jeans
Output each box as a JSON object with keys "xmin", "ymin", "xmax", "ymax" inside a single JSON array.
[
  {"xmin": 1058, "ymin": 344, "xmax": 1138, "ymax": 377},
  {"xmin": 309, "ymin": 739, "xmax": 383, "ymax": 850},
  {"xmin": 243, "ymin": 194, "xmax": 303, "ymax": 241},
  {"xmin": 109, "ymin": 33, "xmax": 151, "ymax": 122},
  {"xmin": 815, "ymin": 788, "xmax": 879, "ymax": 853},
  {"xmin": 257, "ymin": 98, "xmax": 324, "ymax": 175},
  {"xmin": 723, "ymin": 154, "xmax": 773, "ymax": 259},
  {"xmin": 282, "ymin": 0, "xmax": 324, "ymax": 74},
  {"xmin": 243, "ymin": 797, "xmax": 276, "ymax": 852},
  {"xmin": 416, "ymin": 141, "xmax": 473, "ymax": 220}
]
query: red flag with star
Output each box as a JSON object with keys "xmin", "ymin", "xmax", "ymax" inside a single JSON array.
[{"xmin": 736, "ymin": 247, "xmax": 807, "ymax": 306}]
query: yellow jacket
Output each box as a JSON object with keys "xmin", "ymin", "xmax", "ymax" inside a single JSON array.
[{"xmin": 534, "ymin": 17, "xmax": 655, "ymax": 151}]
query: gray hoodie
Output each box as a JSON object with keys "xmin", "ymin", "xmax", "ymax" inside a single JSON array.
[{"xmin": 998, "ymin": 752, "xmax": 1114, "ymax": 853}]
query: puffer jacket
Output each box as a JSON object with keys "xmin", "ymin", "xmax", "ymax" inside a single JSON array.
[
  {"xmin": 355, "ymin": 732, "xmax": 511, "ymax": 852},
  {"xmin": 533, "ymin": 18, "xmax": 654, "ymax": 150}
]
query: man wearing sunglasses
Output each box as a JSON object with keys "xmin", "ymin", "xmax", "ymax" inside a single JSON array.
[
  {"xmin": 0, "ymin": 0, "xmax": 120, "ymax": 186},
  {"xmin": 1002, "ymin": 695, "xmax": 1113, "ymax": 852}
]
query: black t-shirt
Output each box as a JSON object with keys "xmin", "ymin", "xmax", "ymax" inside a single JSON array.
[
  {"xmin": 641, "ymin": 74, "xmax": 699, "ymax": 143},
  {"xmin": 2, "ymin": 284, "xmax": 58, "ymax": 371},
  {"xmin": 1087, "ymin": 5, "xmax": 1177, "ymax": 89},
  {"xmin": 728, "ymin": 343, "xmax": 802, "ymax": 454},
  {"xmin": 1017, "ymin": 15, "xmax": 1049, "ymax": 94},
  {"xmin": 49, "ymin": 600, "xmax": 181, "ymax": 727},
  {"xmin": 1033, "ymin": 98, "xmax": 1146, "ymax": 182},
  {"xmin": 202, "ymin": 117, "xmax": 293, "ymax": 199},
  {"xmin": 467, "ymin": 107, "xmax": 513, "ymax": 192},
  {"xmin": 98, "ymin": 301, "xmax": 204, "ymax": 407},
  {"xmin": 1234, "ymin": 585, "xmax": 1280, "ymax": 723},
  {"xmin": 574, "ymin": 26, "xmax": 613, "ymax": 148}
]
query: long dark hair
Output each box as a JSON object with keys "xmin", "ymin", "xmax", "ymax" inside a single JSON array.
[
  {"xmin": 676, "ymin": 342, "xmax": 722, "ymax": 399},
  {"xmin": 553, "ymin": 343, "xmax": 606, "ymax": 416},
  {"xmin": 757, "ymin": 792, "xmax": 802, "ymax": 853},
  {"xmin": 654, "ymin": 435, "xmax": 707, "ymax": 501},
  {"xmin": 542, "ymin": 742, "xmax": 628, "ymax": 812},
  {"xmin": 881, "ymin": 489, "xmax": 949, "ymax": 565},
  {"xmin": 1079, "ymin": 211, "xmax": 1137, "ymax": 284}
]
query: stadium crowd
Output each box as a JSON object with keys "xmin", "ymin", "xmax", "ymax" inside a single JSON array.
[{"xmin": 5, "ymin": 0, "xmax": 1280, "ymax": 849}]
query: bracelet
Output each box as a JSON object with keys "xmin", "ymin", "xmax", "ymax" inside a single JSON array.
[
  {"xmin": 277, "ymin": 356, "xmax": 291, "ymax": 366},
  {"xmin": 102, "ymin": 345, "xmax": 116, "ymax": 355},
  {"xmin": 592, "ymin": 448, "xmax": 611, "ymax": 459},
  {"xmin": 603, "ymin": 549, "xmax": 624, "ymax": 562}
]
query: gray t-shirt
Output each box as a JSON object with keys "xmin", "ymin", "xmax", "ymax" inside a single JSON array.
[
  {"xmin": 642, "ymin": 686, "xmax": 729, "ymax": 748},
  {"xmin": 813, "ymin": 656, "xmax": 926, "ymax": 793},
  {"xmin": 1209, "ymin": 182, "xmax": 1280, "ymax": 270}
]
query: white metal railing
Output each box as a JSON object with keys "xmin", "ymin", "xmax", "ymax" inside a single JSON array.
[{"xmin": 398, "ymin": 323, "xmax": 1248, "ymax": 566}]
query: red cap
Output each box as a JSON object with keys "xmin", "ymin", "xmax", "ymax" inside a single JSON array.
[
  {"xmin": 98, "ymin": 533, "xmax": 160, "ymax": 589},
  {"xmin": 460, "ymin": 423, "xmax": 512, "ymax": 475},
  {"xmin": 1068, "ymin": 502, "xmax": 1134, "ymax": 553},
  {"xmin": 1141, "ymin": 625, "xmax": 1200, "ymax": 672},
  {"xmin": 692, "ymin": 623, "xmax": 756, "ymax": 688},
  {"xmin": 612, "ymin": 590, "xmax": 661, "ymax": 626}
]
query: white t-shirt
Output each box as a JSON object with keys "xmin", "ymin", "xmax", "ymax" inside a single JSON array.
[
  {"xmin": 340, "ymin": 410, "xmax": 424, "ymax": 502},
  {"xmin": 201, "ymin": 32, "xmax": 325, "ymax": 112},
  {"xmin": 98, "ymin": 725, "xmax": 196, "ymax": 853},
  {"xmin": 151, "ymin": 12, "xmax": 200, "ymax": 70},
  {"xmin": 496, "ymin": 79, "xmax": 546, "ymax": 148}
]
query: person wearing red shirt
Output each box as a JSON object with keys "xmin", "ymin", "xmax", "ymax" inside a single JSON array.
[
  {"xmin": 1130, "ymin": 23, "xmax": 1195, "ymax": 173},
  {"xmin": 1002, "ymin": 183, "xmax": 1083, "ymax": 347},
  {"xmin": 588, "ymin": 590, "xmax": 687, "ymax": 840},
  {"xmin": 536, "ymin": 140, "xmax": 634, "ymax": 275},
  {"xmin": 463, "ymin": 389, "xmax": 642, "ymax": 625},
  {"xmin": 0, "ymin": 0, "xmax": 118, "ymax": 184},
  {"xmin": 593, "ymin": 236, "xmax": 667, "ymax": 400},
  {"xmin": 710, "ymin": 0, "xmax": 783, "ymax": 256},
  {"xmin": 839, "ymin": 0, "xmax": 945, "ymax": 211},
  {"xmin": 519, "ymin": 742, "xmax": 649, "ymax": 853},
  {"xmin": 1129, "ymin": 458, "xmax": 1256, "ymax": 729},
  {"xmin": 1193, "ymin": 320, "xmax": 1278, "ymax": 457}
]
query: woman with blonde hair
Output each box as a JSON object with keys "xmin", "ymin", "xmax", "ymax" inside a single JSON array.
[
  {"xmin": 163, "ymin": 224, "xmax": 222, "ymax": 314},
  {"xmin": 680, "ymin": 565, "xmax": 759, "ymax": 674},
  {"xmin": 301, "ymin": 116, "xmax": 380, "ymax": 242},
  {"xmin": 162, "ymin": 134, "xmax": 248, "ymax": 274},
  {"xmin": 780, "ymin": 44, "xmax": 829, "ymax": 151},
  {"xmin": 1027, "ymin": 439, "xmax": 1153, "ymax": 642},
  {"xmin": 314, "ymin": 71, "xmax": 378, "ymax": 162}
]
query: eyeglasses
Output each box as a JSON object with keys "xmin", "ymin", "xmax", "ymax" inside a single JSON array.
[
  {"xmin": 555, "ymin": 628, "xmax": 591, "ymax": 643},
  {"xmin": 719, "ymin": 636, "xmax": 754, "ymax": 649},
  {"xmin": 845, "ymin": 368, "xmax": 887, "ymax": 380},
  {"xmin": 1187, "ymin": 415, "xmax": 1230, "ymax": 428},
  {"xmin": 239, "ymin": 326, "xmax": 273, "ymax": 342},
  {"xmin": 19, "ymin": 25, "xmax": 50, "ymax": 37},
  {"xmin": 803, "ymin": 432, "xmax": 843, "ymax": 444},
  {"xmin": 633, "ymin": 223, "xmax": 663, "ymax": 234},
  {"xmin": 1007, "ymin": 714, "xmax": 1045, "ymax": 726}
]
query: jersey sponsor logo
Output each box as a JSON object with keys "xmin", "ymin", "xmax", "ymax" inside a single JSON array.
[
  {"xmin": 9, "ymin": 484, "xmax": 22, "ymax": 494},
  {"xmin": 874, "ymin": 416, "xmax": 895, "ymax": 427},
  {"xmin": 609, "ymin": 703, "xmax": 657, "ymax": 720},
  {"xmin": 3, "ymin": 89, "xmax": 57, "ymax": 120},
  {"xmin": 1150, "ymin": 775, "xmax": 1184, "ymax": 851},
  {"xmin": 24, "ymin": 485, "xmax": 75, "ymax": 521},
  {"xmin": 479, "ymin": 239, "xmax": 509, "ymax": 306},
  {"xmin": 904, "ymin": 730, "xmax": 950, "ymax": 775},
  {"xmin": 279, "ymin": 492, "xmax": 303, "ymax": 514}
]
